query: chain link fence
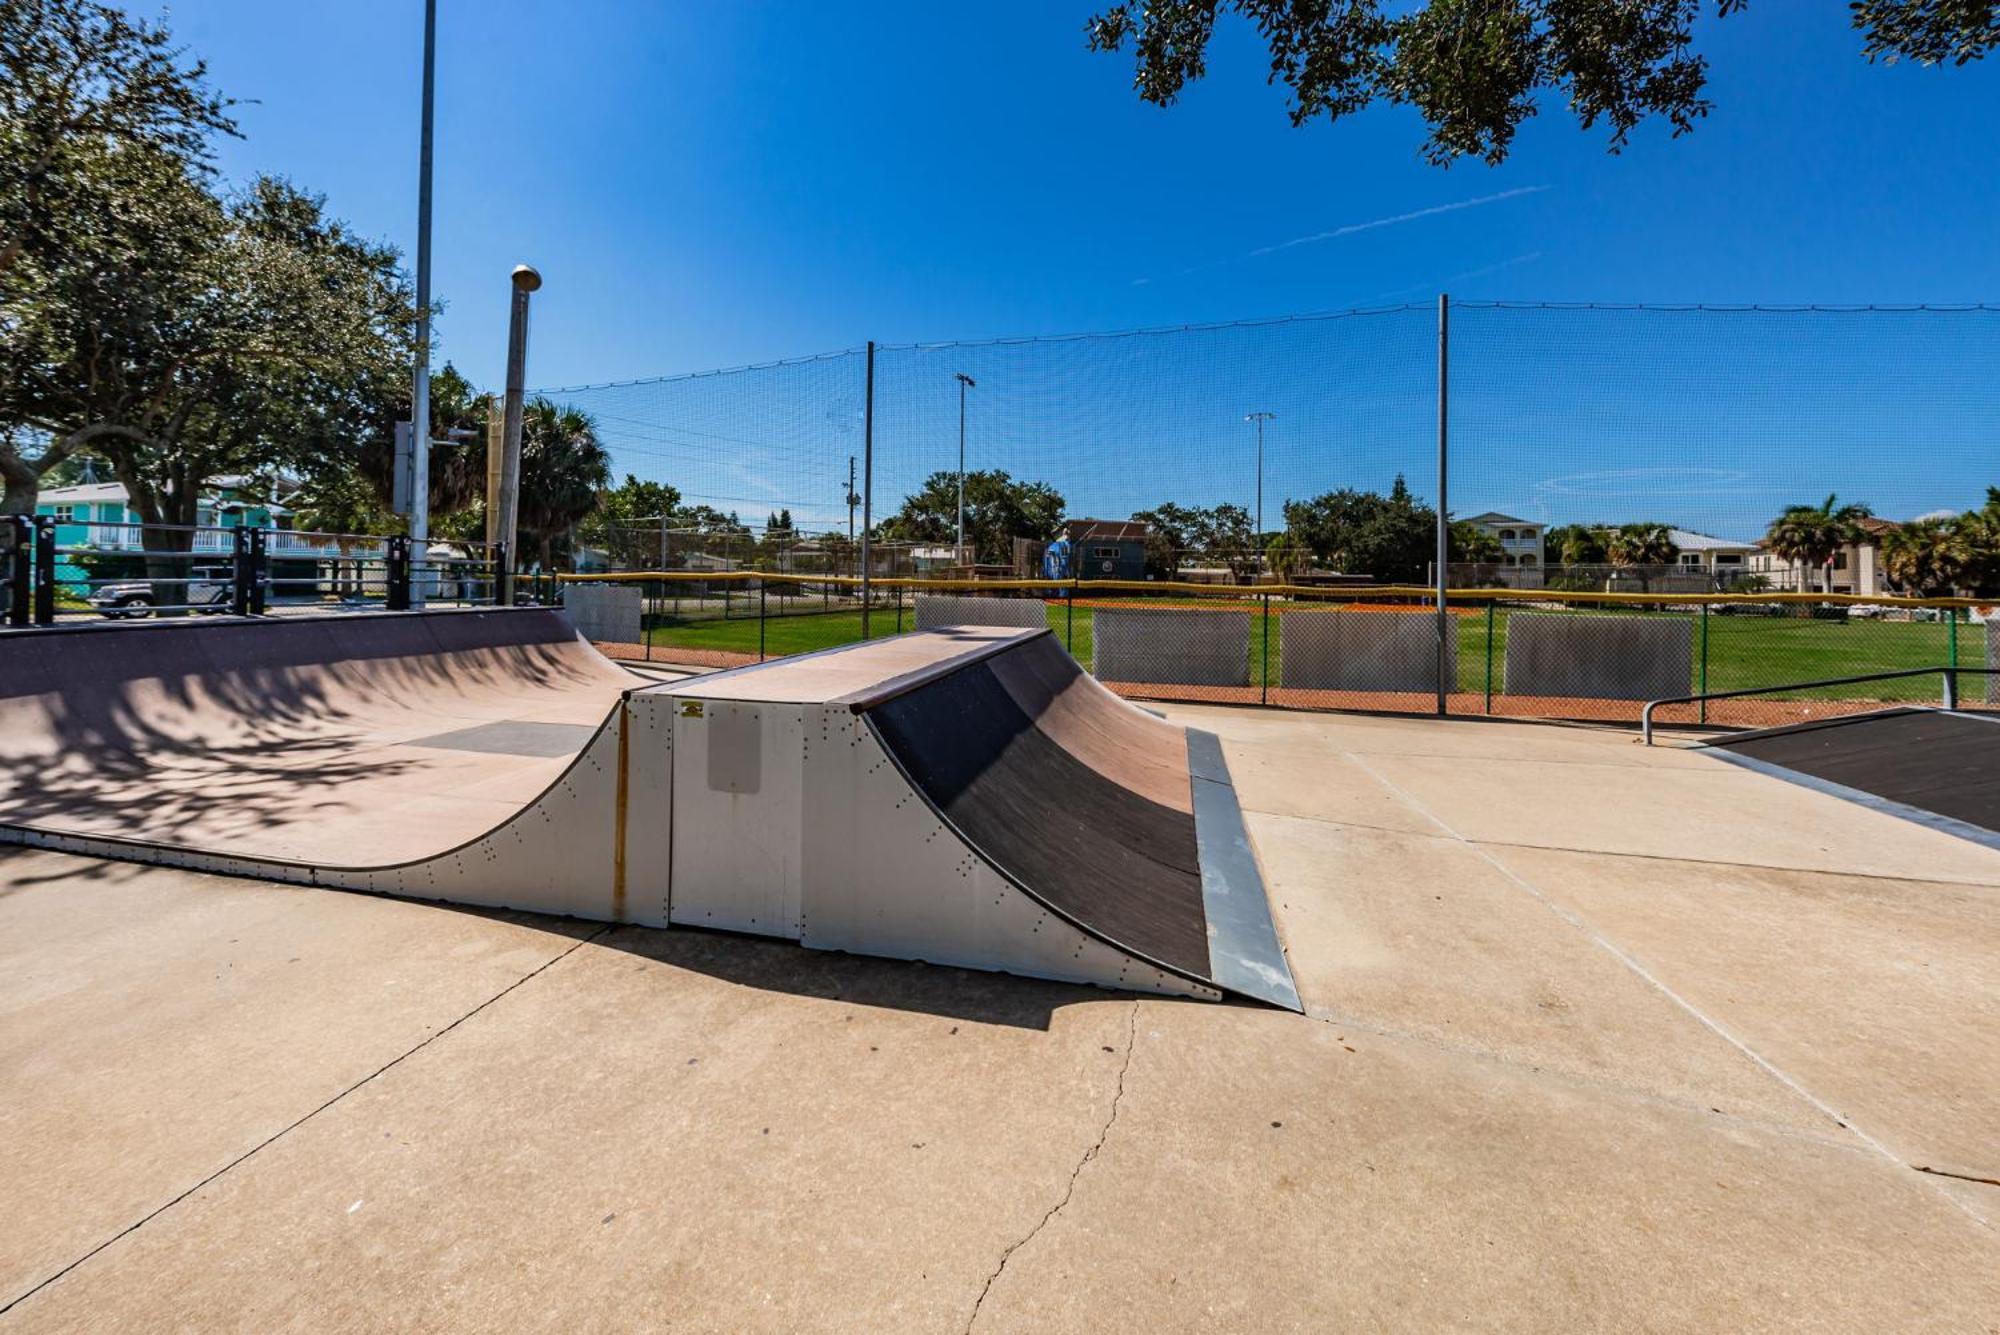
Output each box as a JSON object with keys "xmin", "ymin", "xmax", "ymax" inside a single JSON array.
[{"xmin": 536, "ymin": 301, "xmax": 1998, "ymax": 724}]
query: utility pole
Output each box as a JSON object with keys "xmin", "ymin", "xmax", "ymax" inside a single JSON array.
[
  {"xmin": 860, "ymin": 342, "xmax": 875, "ymax": 638},
  {"xmin": 954, "ymin": 373, "xmax": 976, "ymax": 563},
  {"xmin": 1245, "ymin": 411, "xmax": 1275, "ymax": 569},
  {"xmin": 497, "ymin": 265, "xmax": 541, "ymax": 571},
  {"xmin": 1435, "ymin": 293, "xmax": 1450, "ymax": 717},
  {"xmin": 409, "ymin": 0, "xmax": 438, "ymax": 601}
]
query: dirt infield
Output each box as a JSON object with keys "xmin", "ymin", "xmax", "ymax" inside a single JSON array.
[{"xmin": 588, "ymin": 638, "xmax": 1977, "ymax": 727}]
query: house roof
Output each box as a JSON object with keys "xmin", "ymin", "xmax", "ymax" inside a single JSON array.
[
  {"xmin": 1462, "ymin": 511, "xmax": 1536, "ymax": 527},
  {"xmin": 1666, "ymin": 528, "xmax": 1757, "ymax": 552},
  {"xmin": 1062, "ymin": 518, "xmax": 1150, "ymax": 542},
  {"xmin": 38, "ymin": 482, "xmax": 130, "ymax": 504}
]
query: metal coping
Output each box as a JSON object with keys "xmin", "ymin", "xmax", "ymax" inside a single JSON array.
[{"xmin": 1186, "ymin": 730, "xmax": 1303, "ymax": 1012}]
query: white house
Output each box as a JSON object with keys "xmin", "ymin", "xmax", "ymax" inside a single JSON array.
[
  {"xmin": 1666, "ymin": 529, "xmax": 1758, "ymax": 578},
  {"xmin": 1746, "ymin": 517, "xmax": 1899, "ymax": 595},
  {"xmin": 1462, "ymin": 511, "xmax": 1544, "ymax": 568}
]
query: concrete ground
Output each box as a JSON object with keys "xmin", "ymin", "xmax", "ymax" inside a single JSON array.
[{"xmin": 2, "ymin": 707, "xmax": 1997, "ymax": 1332}]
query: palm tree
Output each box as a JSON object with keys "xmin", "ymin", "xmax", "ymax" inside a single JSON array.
[
  {"xmin": 1763, "ymin": 494, "xmax": 1872, "ymax": 594},
  {"xmin": 1605, "ymin": 523, "xmax": 1674, "ymax": 567},
  {"xmin": 517, "ymin": 399, "xmax": 611, "ymax": 571},
  {"xmin": 1880, "ymin": 516, "xmax": 1968, "ymax": 596}
]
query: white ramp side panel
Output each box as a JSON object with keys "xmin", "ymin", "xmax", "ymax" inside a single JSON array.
[
  {"xmin": 620, "ymin": 690, "xmax": 677, "ymax": 928},
  {"xmin": 668, "ymin": 698, "xmax": 806, "ymax": 937},
  {"xmin": 799, "ymin": 704, "xmax": 1216, "ymax": 1000}
]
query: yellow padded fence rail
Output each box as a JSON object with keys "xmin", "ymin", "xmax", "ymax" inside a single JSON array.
[{"xmin": 555, "ymin": 570, "xmax": 1994, "ymax": 612}]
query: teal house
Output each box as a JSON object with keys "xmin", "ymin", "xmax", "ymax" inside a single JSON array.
[{"xmin": 34, "ymin": 477, "xmax": 296, "ymax": 586}]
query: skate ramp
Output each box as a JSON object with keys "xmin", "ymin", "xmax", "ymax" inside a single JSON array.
[{"xmin": 0, "ymin": 615, "xmax": 1299, "ymax": 1007}]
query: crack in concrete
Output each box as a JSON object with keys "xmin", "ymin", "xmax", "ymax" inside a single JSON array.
[
  {"xmin": 963, "ymin": 1000, "xmax": 1139, "ymax": 1334},
  {"xmin": 0, "ymin": 925, "xmax": 614, "ymax": 1318}
]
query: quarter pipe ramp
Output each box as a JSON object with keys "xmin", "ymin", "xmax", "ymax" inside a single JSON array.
[{"xmin": 0, "ymin": 610, "xmax": 1299, "ymax": 1008}]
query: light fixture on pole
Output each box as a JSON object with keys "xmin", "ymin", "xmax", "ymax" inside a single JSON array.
[
  {"xmin": 1245, "ymin": 411, "xmax": 1275, "ymax": 559},
  {"xmin": 954, "ymin": 373, "xmax": 976, "ymax": 563}
]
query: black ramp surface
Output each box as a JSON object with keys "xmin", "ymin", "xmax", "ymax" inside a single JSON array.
[
  {"xmin": 866, "ymin": 659, "xmax": 1213, "ymax": 980},
  {"xmin": 1709, "ymin": 708, "xmax": 2000, "ymax": 848}
]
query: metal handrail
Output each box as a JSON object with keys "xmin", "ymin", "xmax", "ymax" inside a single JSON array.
[{"xmin": 1641, "ymin": 666, "xmax": 1998, "ymax": 745}]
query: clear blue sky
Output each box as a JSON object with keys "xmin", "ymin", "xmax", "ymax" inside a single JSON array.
[{"xmin": 177, "ymin": 2, "xmax": 1999, "ymax": 536}]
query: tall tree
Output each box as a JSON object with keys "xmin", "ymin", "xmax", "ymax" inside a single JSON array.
[
  {"xmin": 515, "ymin": 399, "xmax": 611, "ymax": 571},
  {"xmin": 1546, "ymin": 522, "xmax": 1609, "ymax": 566},
  {"xmin": 576, "ymin": 473, "xmax": 684, "ymax": 568},
  {"xmin": 1763, "ymin": 493, "xmax": 1872, "ymax": 594},
  {"xmin": 881, "ymin": 469, "xmax": 1065, "ymax": 567},
  {"xmin": 1, "ymin": 0, "xmax": 237, "ymax": 511},
  {"xmin": 1086, "ymin": 2, "xmax": 1996, "ymax": 165},
  {"xmin": 1879, "ymin": 516, "xmax": 1967, "ymax": 596},
  {"xmin": 1282, "ymin": 475, "xmax": 1436, "ymax": 583}
]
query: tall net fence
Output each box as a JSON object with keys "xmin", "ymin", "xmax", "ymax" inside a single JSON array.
[{"xmin": 541, "ymin": 302, "xmax": 2000, "ymax": 722}]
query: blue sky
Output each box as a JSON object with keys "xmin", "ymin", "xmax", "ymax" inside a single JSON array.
[{"xmin": 178, "ymin": 2, "xmax": 2000, "ymax": 536}]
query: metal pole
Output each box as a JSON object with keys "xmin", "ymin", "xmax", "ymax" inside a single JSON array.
[
  {"xmin": 955, "ymin": 372, "xmax": 976, "ymax": 563},
  {"xmin": 1434, "ymin": 293, "xmax": 1450, "ymax": 716},
  {"xmin": 861, "ymin": 341, "xmax": 875, "ymax": 640},
  {"xmin": 846, "ymin": 455, "xmax": 857, "ymax": 543},
  {"xmin": 499, "ymin": 264, "xmax": 541, "ymax": 578},
  {"xmin": 1698, "ymin": 602, "xmax": 1711, "ymax": 724},
  {"xmin": 1245, "ymin": 411, "xmax": 1274, "ymax": 577},
  {"xmin": 409, "ymin": 0, "xmax": 437, "ymax": 568},
  {"xmin": 1484, "ymin": 598, "xmax": 1495, "ymax": 713}
]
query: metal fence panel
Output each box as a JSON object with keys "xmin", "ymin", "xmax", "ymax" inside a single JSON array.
[
  {"xmin": 562, "ymin": 583, "xmax": 643, "ymax": 646},
  {"xmin": 1092, "ymin": 607, "xmax": 1251, "ymax": 687},
  {"xmin": 1278, "ymin": 608, "xmax": 1447, "ymax": 693},
  {"xmin": 1504, "ymin": 612, "xmax": 1693, "ymax": 702},
  {"xmin": 913, "ymin": 594, "xmax": 1049, "ymax": 632}
]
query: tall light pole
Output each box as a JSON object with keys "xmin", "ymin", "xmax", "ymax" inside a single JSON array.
[
  {"xmin": 1245, "ymin": 411, "xmax": 1275, "ymax": 560},
  {"xmin": 954, "ymin": 373, "xmax": 976, "ymax": 563},
  {"xmin": 409, "ymin": 0, "xmax": 438, "ymax": 563}
]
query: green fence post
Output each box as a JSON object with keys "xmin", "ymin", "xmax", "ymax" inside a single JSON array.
[
  {"xmin": 758, "ymin": 578, "xmax": 767, "ymax": 661},
  {"xmin": 1698, "ymin": 602, "xmax": 1710, "ymax": 725},
  {"xmin": 1260, "ymin": 594, "xmax": 1271, "ymax": 706},
  {"xmin": 895, "ymin": 584, "xmax": 904, "ymax": 635},
  {"xmin": 1066, "ymin": 574, "xmax": 1077, "ymax": 652},
  {"xmin": 1947, "ymin": 605, "xmax": 1959, "ymax": 706},
  {"xmin": 1483, "ymin": 600, "xmax": 1495, "ymax": 713}
]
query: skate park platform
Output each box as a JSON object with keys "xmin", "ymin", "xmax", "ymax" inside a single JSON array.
[
  {"xmin": 0, "ymin": 609, "xmax": 1298, "ymax": 1009},
  {"xmin": 1704, "ymin": 706, "xmax": 2000, "ymax": 851},
  {"xmin": 4, "ymin": 693, "xmax": 1998, "ymax": 1330}
]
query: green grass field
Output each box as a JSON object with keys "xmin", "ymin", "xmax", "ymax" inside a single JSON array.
[{"xmin": 639, "ymin": 599, "xmax": 1978, "ymax": 703}]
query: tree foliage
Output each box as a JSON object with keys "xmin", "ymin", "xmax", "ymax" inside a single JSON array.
[
  {"xmin": 1086, "ymin": 1, "xmax": 1994, "ymax": 165},
  {"xmin": 1763, "ymin": 493, "xmax": 1872, "ymax": 593},
  {"xmin": 516, "ymin": 398, "xmax": 611, "ymax": 571},
  {"xmin": 1131, "ymin": 500, "xmax": 1258, "ymax": 578},
  {"xmin": 881, "ymin": 469, "xmax": 1065, "ymax": 566},
  {"xmin": 1282, "ymin": 475, "xmax": 1436, "ymax": 582}
]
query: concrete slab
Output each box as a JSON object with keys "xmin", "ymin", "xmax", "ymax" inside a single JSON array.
[
  {"xmin": 0, "ymin": 849, "xmax": 600, "ymax": 1309},
  {"xmin": 1493, "ymin": 843, "xmax": 2000, "ymax": 1186},
  {"xmin": 7, "ymin": 701, "xmax": 2000, "ymax": 1332},
  {"xmin": 971, "ymin": 1004, "xmax": 2000, "ymax": 1333}
]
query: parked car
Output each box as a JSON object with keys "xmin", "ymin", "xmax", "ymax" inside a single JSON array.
[{"xmin": 90, "ymin": 566, "xmax": 234, "ymax": 618}]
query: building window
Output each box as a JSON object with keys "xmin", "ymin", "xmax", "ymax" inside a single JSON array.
[
  {"xmin": 1680, "ymin": 554, "xmax": 1701, "ymax": 566},
  {"xmin": 1716, "ymin": 554, "xmax": 1741, "ymax": 566},
  {"xmin": 1519, "ymin": 554, "xmax": 1537, "ymax": 568},
  {"xmin": 50, "ymin": 505, "xmax": 75, "ymax": 523},
  {"xmin": 1498, "ymin": 529, "xmax": 1516, "ymax": 541},
  {"xmin": 1091, "ymin": 546, "xmax": 1120, "ymax": 559}
]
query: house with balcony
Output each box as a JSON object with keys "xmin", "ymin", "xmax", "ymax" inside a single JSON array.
[
  {"xmin": 1745, "ymin": 517, "xmax": 1901, "ymax": 595},
  {"xmin": 1462, "ymin": 511, "xmax": 1545, "ymax": 569},
  {"xmin": 33, "ymin": 476, "xmax": 349, "ymax": 588},
  {"xmin": 1666, "ymin": 529, "xmax": 1759, "ymax": 581}
]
